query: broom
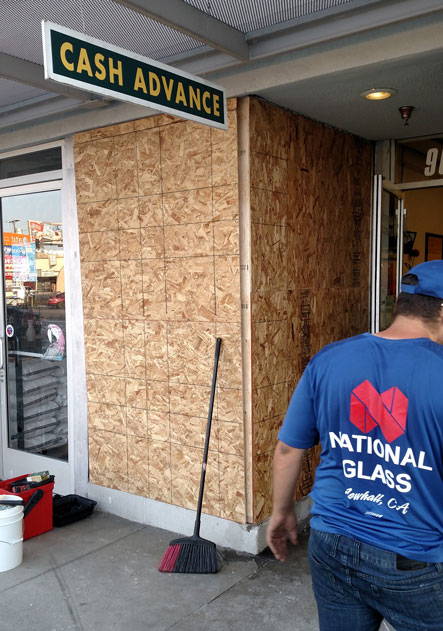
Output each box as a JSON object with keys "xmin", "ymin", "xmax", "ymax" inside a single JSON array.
[{"xmin": 158, "ymin": 337, "xmax": 222, "ymax": 574}]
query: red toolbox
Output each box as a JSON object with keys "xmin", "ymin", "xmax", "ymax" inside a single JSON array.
[{"xmin": 0, "ymin": 474, "xmax": 54, "ymax": 539}]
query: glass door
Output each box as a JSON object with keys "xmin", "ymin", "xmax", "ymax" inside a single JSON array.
[
  {"xmin": 372, "ymin": 176, "xmax": 405, "ymax": 332},
  {"xmin": 0, "ymin": 186, "xmax": 70, "ymax": 490}
]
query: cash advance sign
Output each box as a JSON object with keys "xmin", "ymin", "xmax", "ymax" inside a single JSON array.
[{"xmin": 42, "ymin": 21, "xmax": 227, "ymax": 129}]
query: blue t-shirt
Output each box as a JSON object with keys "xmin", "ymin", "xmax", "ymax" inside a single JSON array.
[{"xmin": 278, "ymin": 333, "xmax": 443, "ymax": 562}]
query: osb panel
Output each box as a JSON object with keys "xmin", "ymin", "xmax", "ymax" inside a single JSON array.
[
  {"xmin": 170, "ymin": 444, "xmax": 220, "ymax": 515},
  {"xmin": 250, "ymin": 188, "xmax": 288, "ymax": 226},
  {"xmin": 89, "ymin": 430, "xmax": 128, "ymax": 492},
  {"xmin": 254, "ymin": 415, "xmax": 284, "ymax": 456},
  {"xmin": 295, "ymin": 445, "xmax": 321, "ymax": 500},
  {"xmin": 219, "ymin": 453, "xmax": 246, "ymax": 522},
  {"xmin": 252, "ymin": 321, "xmax": 288, "ymax": 389},
  {"xmin": 78, "ymin": 199, "xmax": 118, "ymax": 233},
  {"xmin": 84, "ymin": 318, "xmax": 125, "ymax": 377},
  {"xmin": 163, "ymin": 188, "xmax": 212, "ymax": 225},
  {"xmin": 88, "ymin": 402, "xmax": 126, "ymax": 434},
  {"xmin": 165, "ymin": 256, "xmax": 216, "ymax": 321},
  {"xmin": 81, "ymin": 261, "xmax": 122, "ymax": 319},
  {"xmin": 160, "ymin": 121, "xmax": 212, "ymax": 193},
  {"xmin": 253, "ymin": 450, "xmax": 274, "ymax": 523},
  {"xmin": 128, "ymin": 436, "xmax": 149, "ymax": 497},
  {"xmin": 149, "ymin": 439, "xmax": 171, "ymax": 503},
  {"xmin": 249, "ymin": 98, "xmax": 290, "ymax": 160},
  {"xmin": 251, "ymin": 224, "xmax": 287, "ymax": 292},
  {"xmin": 250, "ymin": 152, "xmax": 288, "ymax": 194},
  {"xmin": 252, "ymin": 291, "xmax": 287, "ymax": 322},
  {"xmin": 253, "ymin": 383, "xmax": 288, "ymax": 424},
  {"xmin": 75, "ymin": 103, "xmax": 245, "ymax": 523}
]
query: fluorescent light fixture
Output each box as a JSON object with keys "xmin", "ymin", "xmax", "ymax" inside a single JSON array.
[{"xmin": 360, "ymin": 88, "xmax": 397, "ymax": 100}]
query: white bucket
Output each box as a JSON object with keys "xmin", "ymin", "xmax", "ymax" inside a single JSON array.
[{"xmin": 0, "ymin": 504, "xmax": 24, "ymax": 572}]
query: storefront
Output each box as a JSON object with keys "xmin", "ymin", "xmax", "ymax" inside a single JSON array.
[{"xmin": 1, "ymin": 1, "xmax": 442, "ymax": 552}]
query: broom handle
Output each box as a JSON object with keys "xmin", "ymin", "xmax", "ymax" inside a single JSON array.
[{"xmin": 193, "ymin": 337, "xmax": 222, "ymax": 537}]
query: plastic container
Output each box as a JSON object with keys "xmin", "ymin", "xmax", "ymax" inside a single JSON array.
[
  {"xmin": 53, "ymin": 494, "xmax": 97, "ymax": 527},
  {"xmin": 0, "ymin": 501, "xmax": 24, "ymax": 572},
  {"xmin": 0, "ymin": 474, "xmax": 54, "ymax": 540}
]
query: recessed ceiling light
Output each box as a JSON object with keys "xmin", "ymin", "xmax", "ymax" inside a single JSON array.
[{"xmin": 360, "ymin": 88, "xmax": 397, "ymax": 100}]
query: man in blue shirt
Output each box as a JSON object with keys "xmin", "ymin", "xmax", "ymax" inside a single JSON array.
[{"xmin": 267, "ymin": 261, "xmax": 443, "ymax": 631}]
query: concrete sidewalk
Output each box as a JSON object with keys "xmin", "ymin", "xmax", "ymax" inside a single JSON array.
[{"xmin": 0, "ymin": 512, "xmax": 395, "ymax": 631}]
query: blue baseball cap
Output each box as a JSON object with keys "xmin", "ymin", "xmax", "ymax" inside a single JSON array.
[{"xmin": 401, "ymin": 260, "xmax": 443, "ymax": 299}]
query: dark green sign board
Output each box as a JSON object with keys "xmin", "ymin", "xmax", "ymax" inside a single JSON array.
[{"xmin": 42, "ymin": 21, "xmax": 227, "ymax": 129}]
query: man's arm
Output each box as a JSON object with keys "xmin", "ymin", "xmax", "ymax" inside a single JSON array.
[{"xmin": 266, "ymin": 440, "xmax": 305, "ymax": 562}]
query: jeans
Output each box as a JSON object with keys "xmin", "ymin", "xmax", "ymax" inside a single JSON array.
[{"xmin": 308, "ymin": 529, "xmax": 443, "ymax": 631}]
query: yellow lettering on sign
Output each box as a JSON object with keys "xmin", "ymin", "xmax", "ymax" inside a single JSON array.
[
  {"xmin": 149, "ymin": 72, "xmax": 160, "ymax": 96},
  {"xmin": 202, "ymin": 91, "xmax": 211, "ymax": 114},
  {"xmin": 109, "ymin": 58, "xmax": 123, "ymax": 86},
  {"xmin": 77, "ymin": 48, "xmax": 93, "ymax": 77},
  {"xmin": 94, "ymin": 53, "xmax": 106, "ymax": 81},
  {"xmin": 134, "ymin": 67, "xmax": 147, "ymax": 93},
  {"xmin": 175, "ymin": 82, "xmax": 187, "ymax": 106},
  {"xmin": 60, "ymin": 42, "xmax": 74, "ymax": 71},
  {"xmin": 161, "ymin": 76, "xmax": 174, "ymax": 101},
  {"xmin": 213, "ymin": 94, "xmax": 220, "ymax": 118},
  {"xmin": 189, "ymin": 86, "xmax": 201, "ymax": 111}
]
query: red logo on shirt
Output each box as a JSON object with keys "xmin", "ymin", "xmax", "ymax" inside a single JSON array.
[{"xmin": 350, "ymin": 380, "xmax": 408, "ymax": 443}]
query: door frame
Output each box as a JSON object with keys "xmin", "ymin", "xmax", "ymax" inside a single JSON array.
[{"xmin": 0, "ymin": 139, "xmax": 88, "ymax": 496}]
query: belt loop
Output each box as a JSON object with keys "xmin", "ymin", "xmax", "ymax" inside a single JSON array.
[{"xmin": 353, "ymin": 540, "xmax": 361, "ymax": 566}]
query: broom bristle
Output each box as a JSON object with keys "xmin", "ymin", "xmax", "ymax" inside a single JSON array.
[{"xmin": 158, "ymin": 537, "xmax": 218, "ymax": 573}]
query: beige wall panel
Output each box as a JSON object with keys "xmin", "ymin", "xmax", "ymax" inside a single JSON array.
[
  {"xmin": 170, "ymin": 413, "xmax": 209, "ymax": 449},
  {"xmin": 213, "ymin": 222, "xmax": 239, "ymax": 256},
  {"xmin": 214, "ymin": 255, "xmax": 241, "ymax": 323},
  {"xmin": 128, "ymin": 435, "xmax": 150, "ymax": 497},
  {"xmin": 170, "ymin": 444, "xmax": 220, "ymax": 515},
  {"xmin": 140, "ymin": 227, "xmax": 165, "ymax": 259},
  {"xmin": 87, "ymin": 374, "xmax": 126, "ymax": 406},
  {"xmin": 89, "ymin": 430, "xmax": 128, "ymax": 492},
  {"xmin": 250, "ymin": 188, "xmax": 288, "ymax": 226},
  {"xmin": 114, "ymin": 133, "xmax": 139, "ymax": 199},
  {"xmin": 163, "ymin": 188, "xmax": 212, "ymax": 225},
  {"xmin": 213, "ymin": 185, "xmax": 239, "ymax": 222},
  {"xmin": 147, "ymin": 380, "xmax": 169, "ymax": 413},
  {"xmin": 138, "ymin": 194, "xmax": 163, "ymax": 227},
  {"xmin": 160, "ymin": 121, "xmax": 212, "ymax": 193},
  {"xmin": 215, "ymin": 323, "xmax": 243, "ymax": 389},
  {"xmin": 136, "ymin": 128, "xmax": 162, "ymax": 196},
  {"xmin": 81, "ymin": 260, "xmax": 122, "ymax": 319},
  {"xmin": 164, "ymin": 223, "xmax": 213, "ymax": 258},
  {"xmin": 252, "ymin": 290, "xmax": 287, "ymax": 323},
  {"xmin": 254, "ymin": 415, "xmax": 284, "ymax": 456},
  {"xmin": 119, "ymin": 228, "xmax": 142, "ymax": 260},
  {"xmin": 252, "ymin": 321, "xmax": 288, "ymax": 389},
  {"xmin": 250, "ymin": 152, "xmax": 288, "ymax": 194},
  {"xmin": 169, "ymin": 383, "xmax": 211, "ymax": 418},
  {"xmin": 78, "ymin": 199, "xmax": 118, "ymax": 233},
  {"xmin": 167, "ymin": 322, "xmax": 215, "ymax": 385},
  {"xmin": 148, "ymin": 411, "xmax": 170, "ymax": 442},
  {"xmin": 91, "ymin": 121, "xmax": 135, "ymax": 139},
  {"xmin": 165, "ymin": 256, "xmax": 215, "ymax": 321},
  {"xmin": 127, "ymin": 407, "xmax": 148, "ymax": 438},
  {"xmin": 84, "ymin": 318, "xmax": 125, "ymax": 376},
  {"xmin": 253, "ymin": 382, "xmax": 288, "ymax": 423},
  {"xmin": 211, "ymin": 109, "xmax": 239, "ymax": 187},
  {"xmin": 88, "ymin": 402, "xmax": 126, "ymax": 434},
  {"xmin": 125, "ymin": 377, "xmax": 148, "ymax": 410},
  {"xmin": 144, "ymin": 321, "xmax": 169, "ymax": 381},
  {"xmin": 215, "ymin": 387, "xmax": 243, "ymax": 424},
  {"xmin": 75, "ymin": 139, "xmax": 116, "ymax": 203},
  {"xmin": 253, "ymin": 450, "xmax": 273, "ymax": 523},
  {"xmin": 250, "ymin": 98, "xmax": 289, "ymax": 160},
  {"xmin": 219, "ymin": 453, "xmax": 246, "ymax": 522},
  {"xmin": 251, "ymin": 224, "xmax": 287, "ymax": 292},
  {"xmin": 149, "ymin": 439, "xmax": 172, "ymax": 503},
  {"xmin": 79, "ymin": 231, "xmax": 120, "ymax": 262},
  {"xmin": 121, "ymin": 259, "xmax": 144, "ymax": 320},
  {"xmin": 123, "ymin": 320, "xmax": 146, "ymax": 379},
  {"xmin": 141, "ymin": 259, "xmax": 167, "ymax": 320},
  {"xmin": 217, "ymin": 421, "xmax": 244, "ymax": 457}
]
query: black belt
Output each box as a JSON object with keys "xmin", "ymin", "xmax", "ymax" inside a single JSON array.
[{"xmin": 396, "ymin": 554, "xmax": 428, "ymax": 571}]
